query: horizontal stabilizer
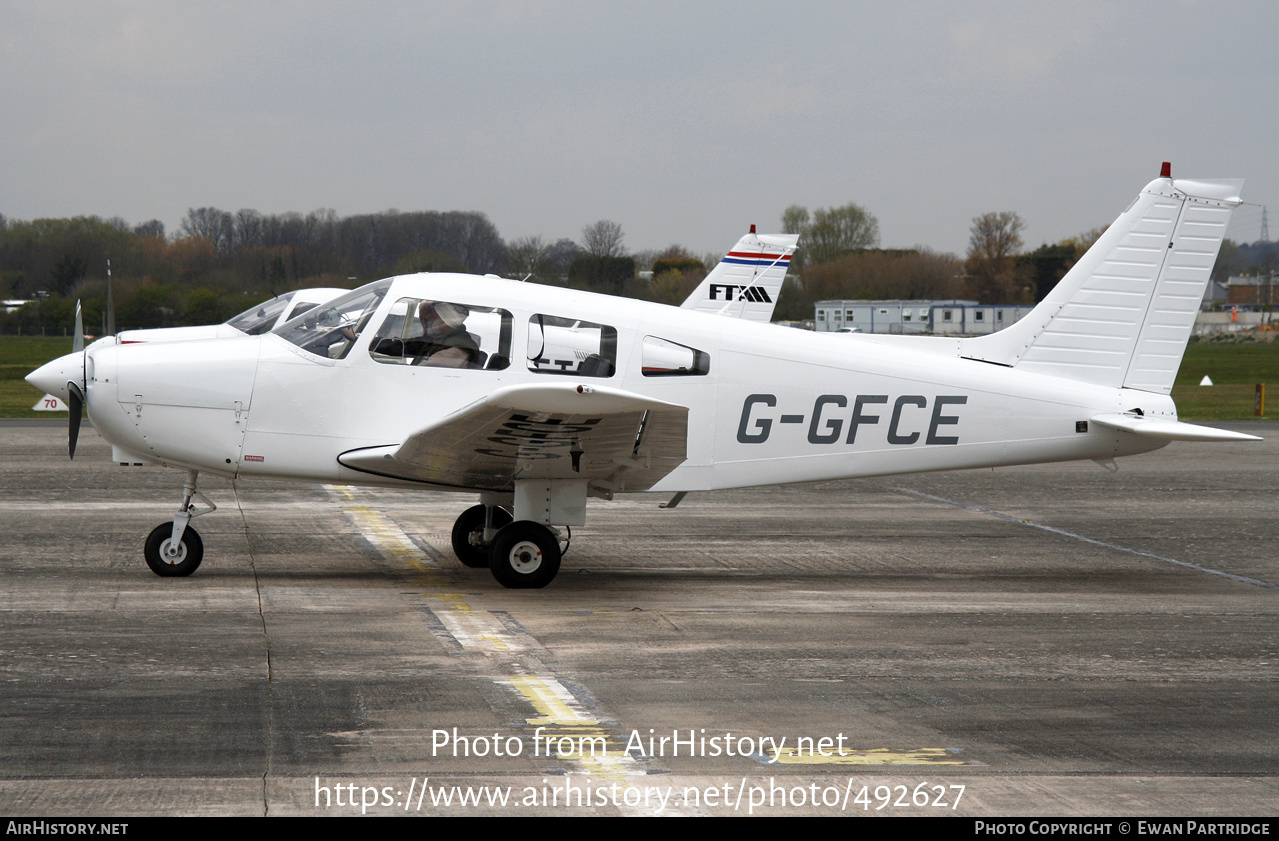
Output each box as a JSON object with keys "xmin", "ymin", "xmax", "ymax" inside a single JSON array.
[{"xmin": 1091, "ymin": 413, "xmax": 1262, "ymax": 442}]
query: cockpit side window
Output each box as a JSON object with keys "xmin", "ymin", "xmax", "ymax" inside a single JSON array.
[
  {"xmin": 526, "ymin": 314, "xmax": 617, "ymax": 377},
  {"xmin": 274, "ymin": 280, "xmax": 389, "ymax": 359},
  {"xmin": 368, "ymin": 298, "xmax": 512, "ymax": 370}
]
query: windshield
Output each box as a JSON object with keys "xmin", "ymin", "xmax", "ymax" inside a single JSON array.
[
  {"xmin": 273, "ymin": 280, "xmax": 391, "ymax": 359},
  {"xmin": 226, "ymin": 291, "xmax": 297, "ymax": 335}
]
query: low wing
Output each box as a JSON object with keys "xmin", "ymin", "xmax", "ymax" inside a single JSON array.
[
  {"xmin": 338, "ymin": 383, "xmax": 689, "ymax": 494},
  {"xmin": 1091, "ymin": 413, "xmax": 1262, "ymax": 442}
]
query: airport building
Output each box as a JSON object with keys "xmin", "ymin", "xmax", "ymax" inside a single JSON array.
[
  {"xmin": 1224, "ymin": 274, "xmax": 1279, "ymax": 306},
  {"xmin": 814, "ymin": 299, "xmax": 1035, "ymax": 335}
]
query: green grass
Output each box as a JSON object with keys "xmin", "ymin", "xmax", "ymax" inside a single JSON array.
[
  {"xmin": 1, "ymin": 333, "xmax": 1276, "ymax": 420},
  {"xmin": 1172, "ymin": 337, "xmax": 1279, "ymax": 420},
  {"xmin": 0, "ymin": 336, "xmax": 79, "ymax": 418}
]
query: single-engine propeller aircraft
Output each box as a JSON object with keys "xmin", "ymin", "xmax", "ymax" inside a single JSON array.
[{"xmin": 28, "ymin": 166, "xmax": 1258, "ymax": 588}]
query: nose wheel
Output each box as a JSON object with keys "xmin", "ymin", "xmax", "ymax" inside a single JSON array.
[{"xmin": 488, "ymin": 521, "xmax": 561, "ymax": 589}]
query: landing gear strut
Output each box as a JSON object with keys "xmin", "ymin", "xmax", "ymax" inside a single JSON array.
[
  {"xmin": 143, "ymin": 470, "xmax": 215, "ymax": 577},
  {"xmin": 450, "ymin": 504, "xmax": 513, "ymax": 568}
]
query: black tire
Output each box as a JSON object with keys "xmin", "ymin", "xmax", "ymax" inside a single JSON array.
[
  {"xmin": 451, "ymin": 504, "xmax": 513, "ymax": 568},
  {"xmin": 489, "ymin": 521, "xmax": 561, "ymax": 589},
  {"xmin": 144, "ymin": 522, "xmax": 204, "ymax": 577}
]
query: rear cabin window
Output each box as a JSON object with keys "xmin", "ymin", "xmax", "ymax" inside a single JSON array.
[
  {"xmin": 368, "ymin": 297, "xmax": 512, "ymax": 370},
  {"xmin": 526, "ymin": 314, "xmax": 617, "ymax": 377},
  {"xmin": 641, "ymin": 336, "xmax": 710, "ymax": 377}
]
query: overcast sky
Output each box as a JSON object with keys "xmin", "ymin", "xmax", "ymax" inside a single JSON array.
[{"xmin": 3, "ymin": 1, "xmax": 1277, "ymax": 259}]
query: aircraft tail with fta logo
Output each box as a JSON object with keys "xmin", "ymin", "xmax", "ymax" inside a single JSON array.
[
  {"xmin": 680, "ymin": 228, "xmax": 799, "ymax": 322},
  {"xmin": 963, "ymin": 164, "xmax": 1243, "ymax": 396}
]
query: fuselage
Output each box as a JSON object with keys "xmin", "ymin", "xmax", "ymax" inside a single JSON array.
[{"xmin": 81, "ymin": 273, "xmax": 1171, "ymax": 493}]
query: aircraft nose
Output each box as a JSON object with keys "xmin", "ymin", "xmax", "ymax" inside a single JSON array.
[{"xmin": 26, "ymin": 352, "xmax": 84, "ymax": 402}]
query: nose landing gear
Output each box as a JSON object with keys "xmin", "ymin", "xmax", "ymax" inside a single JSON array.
[{"xmin": 143, "ymin": 470, "xmax": 215, "ymax": 577}]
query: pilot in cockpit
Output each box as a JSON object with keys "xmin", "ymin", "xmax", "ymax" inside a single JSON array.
[{"xmin": 401, "ymin": 301, "xmax": 480, "ymax": 368}]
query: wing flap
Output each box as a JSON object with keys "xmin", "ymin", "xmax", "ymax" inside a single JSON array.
[{"xmin": 339, "ymin": 383, "xmax": 689, "ymax": 491}]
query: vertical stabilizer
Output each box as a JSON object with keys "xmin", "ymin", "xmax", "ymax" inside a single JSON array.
[
  {"xmin": 964, "ymin": 170, "xmax": 1242, "ymax": 394},
  {"xmin": 680, "ymin": 230, "xmax": 798, "ymax": 322}
]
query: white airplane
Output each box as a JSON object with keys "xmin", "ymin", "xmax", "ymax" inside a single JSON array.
[{"xmin": 27, "ymin": 165, "xmax": 1258, "ymax": 588}]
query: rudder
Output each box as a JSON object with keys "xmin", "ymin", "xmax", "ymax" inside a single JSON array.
[{"xmin": 965, "ymin": 167, "xmax": 1242, "ymax": 395}]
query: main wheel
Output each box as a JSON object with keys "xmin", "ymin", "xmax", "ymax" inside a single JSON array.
[
  {"xmin": 489, "ymin": 521, "xmax": 561, "ymax": 589},
  {"xmin": 451, "ymin": 504, "xmax": 512, "ymax": 568},
  {"xmin": 144, "ymin": 522, "xmax": 204, "ymax": 577}
]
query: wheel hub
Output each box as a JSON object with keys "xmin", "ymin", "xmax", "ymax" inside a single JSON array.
[
  {"xmin": 161, "ymin": 540, "xmax": 186, "ymax": 564},
  {"xmin": 508, "ymin": 541, "xmax": 542, "ymax": 573}
]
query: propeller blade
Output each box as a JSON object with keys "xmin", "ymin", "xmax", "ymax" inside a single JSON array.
[
  {"xmin": 72, "ymin": 300, "xmax": 84, "ymax": 354},
  {"xmin": 106, "ymin": 261, "xmax": 116, "ymax": 336},
  {"xmin": 67, "ymin": 382, "xmax": 84, "ymax": 460}
]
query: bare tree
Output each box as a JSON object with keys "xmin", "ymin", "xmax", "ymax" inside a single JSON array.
[
  {"xmin": 806, "ymin": 204, "xmax": 879, "ymax": 265},
  {"xmin": 782, "ymin": 203, "xmax": 878, "ymax": 267},
  {"xmin": 542, "ymin": 238, "xmax": 583, "ymax": 280},
  {"xmin": 581, "ymin": 219, "xmax": 626, "ymax": 258},
  {"xmin": 968, "ymin": 211, "xmax": 1025, "ymax": 263},
  {"xmin": 966, "ymin": 211, "xmax": 1028, "ymax": 303},
  {"xmin": 179, "ymin": 207, "xmax": 236, "ymax": 254},
  {"xmin": 132, "ymin": 219, "xmax": 165, "ymax": 239},
  {"xmin": 234, "ymin": 208, "xmax": 264, "ymax": 250},
  {"xmin": 506, "ymin": 235, "xmax": 551, "ymax": 279},
  {"xmin": 781, "ymin": 205, "xmax": 810, "ymax": 237}
]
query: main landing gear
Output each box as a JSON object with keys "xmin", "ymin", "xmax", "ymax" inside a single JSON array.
[
  {"xmin": 450, "ymin": 505, "xmax": 565, "ymax": 589},
  {"xmin": 450, "ymin": 504, "xmax": 513, "ymax": 568},
  {"xmin": 143, "ymin": 470, "xmax": 215, "ymax": 577}
]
